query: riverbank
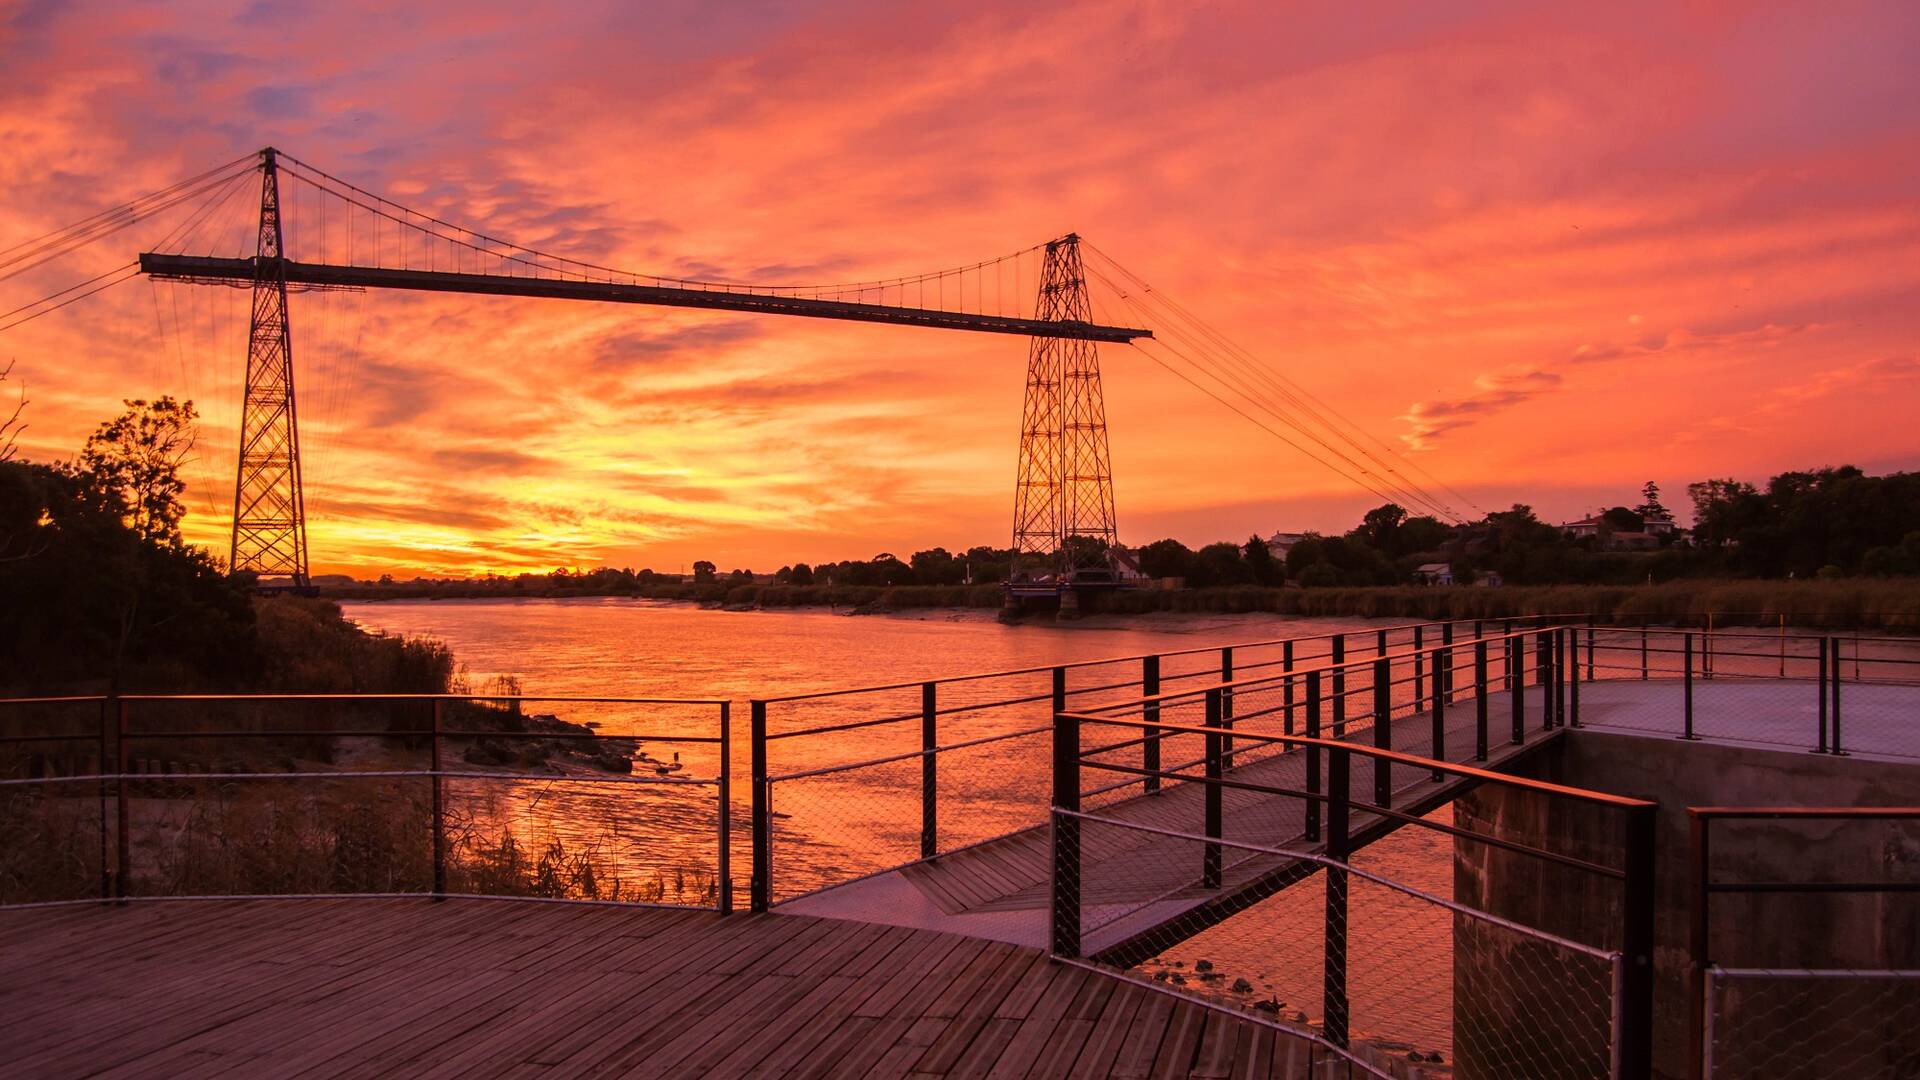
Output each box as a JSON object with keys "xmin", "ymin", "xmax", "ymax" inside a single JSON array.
[{"xmin": 331, "ymin": 579, "xmax": 1920, "ymax": 630}]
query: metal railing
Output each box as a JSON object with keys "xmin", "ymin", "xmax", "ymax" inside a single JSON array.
[
  {"xmin": 0, "ymin": 693, "xmax": 733, "ymax": 911},
  {"xmin": 1571, "ymin": 626, "xmax": 1920, "ymax": 755},
  {"xmin": 1689, "ymin": 807, "xmax": 1920, "ymax": 1080},
  {"xmin": 1051, "ymin": 697, "xmax": 1658, "ymax": 1078},
  {"xmin": 745, "ymin": 616, "xmax": 1579, "ymax": 910}
]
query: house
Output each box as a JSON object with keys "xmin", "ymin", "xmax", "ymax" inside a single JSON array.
[
  {"xmin": 1108, "ymin": 545, "xmax": 1149, "ymax": 583},
  {"xmin": 1642, "ymin": 513, "xmax": 1678, "ymax": 536},
  {"xmin": 1561, "ymin": 516, "xmax": 1604, "ymax": 540},
  {"xmin": 1414, "ymin": 562, "xmax": 1453, "ymax": 586},
  {"xmin": 1266, "ymin": 532, "xmax": 1308, "ymax": 561}
]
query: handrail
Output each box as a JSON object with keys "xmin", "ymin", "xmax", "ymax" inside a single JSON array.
[
  {"xmin": 1065, "ymin": 712, "xmax": 1655, "ymax": 810},
  {"xmin": 1074, "ymin": 625, "xmax": 1551, "ymax": 713},
  {"xmin": 754, "ymin": 615, "xmax": 1576, "ymax": 704}
]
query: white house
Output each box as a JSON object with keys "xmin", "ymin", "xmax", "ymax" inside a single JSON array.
[
  {"xmin": 1266, "ymin": 532, "xmax": 1308, "ymax": 561},
  {"xmin": 1414, "ymin": 562, "xmax": 1453, "ymax": 585}
]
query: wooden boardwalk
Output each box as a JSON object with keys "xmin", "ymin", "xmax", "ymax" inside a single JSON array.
[
  {"xmin": 783, "ymin": 683, "xmax": 1559, "ymax": 958},
  {"xmin": 0, "ymin": 898, "xmax": 1340, "ymax": 1079}
]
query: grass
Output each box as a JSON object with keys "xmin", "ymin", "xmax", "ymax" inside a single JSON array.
[
  {"xmin": 0, "ymin": 776, "xmax": 719, "ymax": 907},
  {"xmin": 629, "ymin": 578, "xmax": 1920, "ymax": 629}
]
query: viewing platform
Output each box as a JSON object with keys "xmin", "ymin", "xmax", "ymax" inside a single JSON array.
[
  {"xmin": 1, "ymin": 898, "xmax": 1317, "ymax": 1078},
  {"xmin": 6, "ymin": 619, "xmax": 1918, "ymax": 1078}
]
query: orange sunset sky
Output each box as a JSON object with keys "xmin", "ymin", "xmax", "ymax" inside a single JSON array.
[{"xmin": 2, "ymin": 1, "xmax": 1917, "ymax": 578}]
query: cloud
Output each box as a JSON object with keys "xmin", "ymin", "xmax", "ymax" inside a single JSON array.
[
  {"xmin": 7, "ymin": 1, "xmax": 1920, "ymax": 574},
  {"xmin": 1401, "ymin": 321, "xmax": 1821, "ymax": 450}
]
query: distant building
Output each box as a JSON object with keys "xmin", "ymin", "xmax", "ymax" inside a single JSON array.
[
  {"xmin": 1561, "ymin": 516, "xmax": 1605, "ymax": 540},
  {"xmin": 1108, "ymin": 545, "xmax": 1148, "ymax": 583},
  {"xmin": 1266, "ymin": 532, "xmax": 1308, "ymax": 560},
  {"xmin": 1561, "ymin": 512, "xmax": 1672, "ymax": 552},
  {"xmin": 1414, "ymin": 562, "xmax": 1453, "ymax": 586}
]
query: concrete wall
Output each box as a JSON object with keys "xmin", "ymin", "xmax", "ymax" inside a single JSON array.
[{"xmin": 1455, "ymin": 731, "xmax": 1920, "ymax": 1079}]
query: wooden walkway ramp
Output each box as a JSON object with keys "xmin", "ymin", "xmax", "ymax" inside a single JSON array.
[
  {"xmin": 0, "ymin": 898, "xmax": 1329, "ymax": 1078},
  {"xmin": 782, "ymin": 684, "xmax": 1560, "ymax": 959}
]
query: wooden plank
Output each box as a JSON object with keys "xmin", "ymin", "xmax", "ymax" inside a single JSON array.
[
  {"xmin": 0, "ymin": 899, "xmax": 1307, "ymax": 1079},
  {"xmin": 1108, "ymin": 987, "xmax": 1176, "ymax": 1079},
  {"xmin": 1148, "ymin": 999, "xmax": 1208, "ymax": 1078},
  {"xmin": 1068, "ymin": 982, "xmax": 1150, "ymax": 1079},
  {"xmin": 944, "ymin": 1015, "xmax": 1023, "ymax": 1077}
]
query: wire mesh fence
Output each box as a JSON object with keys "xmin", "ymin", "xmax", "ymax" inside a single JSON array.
[
  {"xmin": 1705, "ymin": 967, "xmax": 1920, "ymax": 1079},
  {"xmin": 1690, "ymin": 809, "xmax": 1920, "ymax": 1079},
  {"xmin": 0, "ymin": 694, "xmax": 731, "ymax": 909},
  {"xmin": 1057, "ymin": 811, "xmax": 1624, "ymax": 1078}
]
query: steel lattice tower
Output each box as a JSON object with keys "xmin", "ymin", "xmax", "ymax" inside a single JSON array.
[
  {"xmin": 1010, "ymin": 234, "xmax": 1118, "ymax": 584},
  {"xmin": 229, "ymin": 148, "xmax": 310, "ymax": 586}
]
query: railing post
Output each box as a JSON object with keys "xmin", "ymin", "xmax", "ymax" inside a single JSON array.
[
  {"xmin": 1331, "ymin": 634, "xmax": 1346, "ymax": 736},
  {"xmin": 1687, "ymin": 810, "xmax": 1711, "ymax": 1080},
  {"xmin": 750, "ymin": 700, "xmax": 770, "ymax": 913},
  {"xmin": 115, "ymin": 695, "xmax": 129, "ymax": 903},
  {"xmin": 1430, "ymin": 647, "xmax": 1447, "ymax": 779},
  {"xmin": 1203, "ymin": 689, "xmax": 1223, "ymax": 890},
  {"xmin": 717, "ymin": 701, "xmax": 732, "ymax": 914},
  {"xmin": 1220, "ymin": 647, "xmax": 1234, "ymax": 767},
  {"xmin": 1283, "ymin": 640, "xmax": 1296, "ymax": 737},
  {"xmin": 1474, "ymin": 639, "xmax": 1489, "ymax": 760},
  {"xmin": 1830, "ymin": 637, "xmax": 1846, "ymax": 756},
  {"xmin": 1622, "ymin": 803, "xmax": 1658, "ymax": 1080},
  {"xmin": 1371, "ymin": 657, "xmax": 1391, "ymax": 806},
  {"xmin": 1414, "ymin": 624, "xmax": 1425, "ymax": 711},
  {"xmin": 1641, "ymin": 626, "xmax": 1650, "ymax": 680},
  {"xmin": 1143, "ymin": 656, "xmax": 1161, "ymax": 794},
  {"xmin": 1503, "ymin": 618, "xmax": 1516, "ymax": 690},
  {"xmin": 1376, "ymin": 627, "xmax": 1388, "ymax": 658},
  {"xmin": 431, "ymin": 698, "xmax": 446, "ymax": 900},
  {"xmin": 1586, "ymin": 625, "xmax": 1595, "ymax": 681},
  {"xmin": 1569, "ymin": 630, "xmax": 1581, "ymax": 728},
  {"xmin": 1050, "ymin": 707, "xmax": 1081, "ymax": 959},
  {"xmin": 1324, "ymin": 745, "xmax": 1351, "ymax": 1051},
  {"xmin": 1816, "ymin": 637, "xmax": 1830, "ymax": 754},
  {"xmin": 1556, "ymin": 629, "xmax": 1568, "ymax": 727},
  {"xmin": 1441, "ymin": 621, "xmax": 1454, "ymax": 704},
  {"xmin": 1052, "ymin": 665, "xmax": 1067, "ymax": 717},
  {"xmin": 921, "ymin": 682, "xmax": 937, "ymax": 860},
  {"xmin": 1681, "ymin": 634, "xmax": 1697, "ymax": 740},
  {"xmin": 1511, "ymin": 634, "xmax": 1526, "ymax": 745},
  {"xmin": 98, "ymin": 695, "xmax": 112, "ymax": 902},
  {"xmin": 1537, "ymin": 631, "xmax": 1554, "ymax": 730},
  {"xmin": 1305, "ymin": 670, "xmax": 1322, "ymax": 843}
]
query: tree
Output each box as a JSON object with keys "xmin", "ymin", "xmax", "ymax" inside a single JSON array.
[
  {"xmin": 1686, "ymin": 479, "xmax": 1763, "ymax": 550},
  {"xmin": 1189, "ymin": 542, "xmax": 1253, "ymax": 588},
  {"xmin": 1358, "ymin": 504, "xmax": 1407, "ymax": 551},
  {"xmin": 788, "ymin": 562, "xmax": 814, "ymax": 586},
  {"xmin": 77, "ymin": 396, "xmax": 197, "ymax": 545},
  {"xmin": 692, "ymin": 560, "xmax": 716, "ymax": 583},
  {"xmin": 1136, "ymin": 538, "xmax": 1194, "ymax": 580},
  {"xmin": 1242, "ymin": 534, "xmax": 1281, "ymax": 586},
  {"xmin": 0, "ymin": 360, "xmax": 23, "ymax": 465},
  {"xmin": 1636, "ymin": 481, "xmax": 1668, "ymax": 520},
  {"xmin": 910, "ymin": 547, "xmax": 964, "ymax": 585},
  {"xmin": 1296, "ymin": 562, "xmax": 1338, "ymax": 588},
  {"xmin": 1601, "ymin": 506, "xmax": 1644, "ymax": 533}
]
